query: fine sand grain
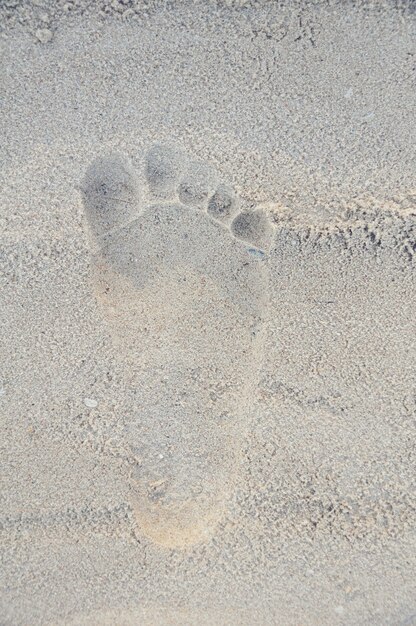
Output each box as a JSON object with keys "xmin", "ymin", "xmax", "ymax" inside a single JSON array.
[{"xmin": 1, "ymin": 1, "xmax": 416, "ymax": 624}]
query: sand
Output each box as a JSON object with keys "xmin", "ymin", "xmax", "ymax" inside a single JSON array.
[{"xmin": 1, "ymin": 0, "xmax": 416, "ymax": 624}]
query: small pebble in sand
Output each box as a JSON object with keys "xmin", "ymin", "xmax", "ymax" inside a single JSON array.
[
  {"xmin": 84, "ymin": 398, "xmax": 98, "ymax": 408},
  {"xmin": 248, "ymin": 247, "xmax": 266, "ymax": 259},
  {"xmin": 35, "ymin": 28, "xmax": 53, "ymax": 44}
]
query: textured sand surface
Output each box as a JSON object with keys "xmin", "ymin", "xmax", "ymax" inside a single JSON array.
[{"xmin": 1, "ymin": 1, "xmax": 416, "ymax": 624}]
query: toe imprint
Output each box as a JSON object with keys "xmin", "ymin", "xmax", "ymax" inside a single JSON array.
[
  {"xmin": 208, "ymin": 183, "xmax": 239, "ymax": 222},
  {"xmin": 178, "ymin": 161, "xmax": 219, "ymax": 209},
  {"xmin": 81, "ymin": 154, "xmax": 140, "ymax": 239},
  {"xmin": 145, "ymin": 143, "xmax": 186, "ymax": 198},
  {"xmin": 231, "ymin": 207, "xmax": 273, "ymax": 250}
]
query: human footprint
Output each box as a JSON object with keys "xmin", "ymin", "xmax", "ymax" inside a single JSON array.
[{"xmin": 81, "ymin": 143, "xmax": 273, "ymax": 548}]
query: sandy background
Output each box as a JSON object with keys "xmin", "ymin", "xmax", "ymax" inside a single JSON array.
[{"xmin": 1, "ymin": 1, "xmax": 416, "ymax": 624}]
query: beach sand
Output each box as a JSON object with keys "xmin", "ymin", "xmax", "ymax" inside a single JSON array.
[{"xmin": 1, "ymin": 1, "xmax": 416, "ymax": 624}]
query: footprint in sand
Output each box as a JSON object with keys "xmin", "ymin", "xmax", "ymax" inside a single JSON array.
[{"xmin": 81, "ymin": 143, "xmax": 274, "ymax": 548}]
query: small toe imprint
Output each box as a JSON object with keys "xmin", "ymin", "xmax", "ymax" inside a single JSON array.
[
  {"xmin": 231, "ymin": 208, "xmax": 273, "ymax": 251},
  {"xmin": 178, "ymin": 162, "xmax": 219, "ymax": 209},
  {"xmin": 208, "ymin": 184, "xmax": 238, "ymax": 222}
]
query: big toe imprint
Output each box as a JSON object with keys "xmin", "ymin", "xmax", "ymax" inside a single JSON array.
[{"xmin": 81, "ymin": 143, "xmax": 273, "ymax": 548}]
